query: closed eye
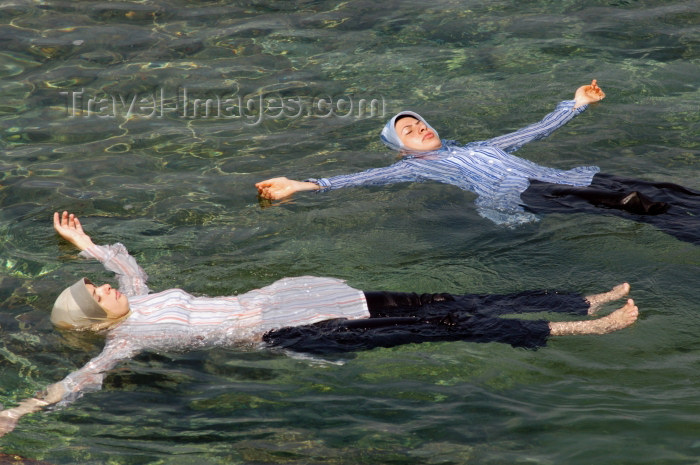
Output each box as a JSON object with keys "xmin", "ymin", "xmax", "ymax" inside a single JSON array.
[{"xmin": 88, "ymin": 285, "xmax": 101, "ymax": 302}]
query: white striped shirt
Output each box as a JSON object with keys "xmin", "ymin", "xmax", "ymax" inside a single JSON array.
[
  {"xmin": 58, "ymin": 243, "xmax": 368, "ymax": 405},
  {"xmin": 310, "ymin": 100, "xmax": 600, "ymax": 225}
]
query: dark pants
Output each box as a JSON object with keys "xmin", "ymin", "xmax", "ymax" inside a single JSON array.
[
  {"xmin": 521, "ymin": 173, "xmax": 700, "ymax": 245},
  {"xmin": 262, "ymin": 290, "xmax": 589, "ymax": 355}
]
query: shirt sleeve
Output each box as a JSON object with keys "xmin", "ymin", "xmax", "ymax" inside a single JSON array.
[
  {"xmin": 79, "ymin": 243, "xmax": 150, "ymax": 296},
  {"xmin": 305, "ymin": 160, "xmax": 421, "ymax": 191},
  {"xmin": 56, "ymin": 338, "xmax": 138, "ymax": 408},
  {"xmin": 475, "ymin": 100, "xmax": 587, "ymax": 154}
]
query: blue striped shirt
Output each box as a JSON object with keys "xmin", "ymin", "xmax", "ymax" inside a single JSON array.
[{"xmin": 310, "ymin": 100, "xmax": 600, "ymax": 225}]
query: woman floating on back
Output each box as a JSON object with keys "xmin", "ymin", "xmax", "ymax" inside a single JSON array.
[
  {"xmin": 257, "ymin": 80, "xmax": 699, "ymax": 244},
  {"xmin": 0, "ymin": 212, "xmax": 638, "ymax": 436}
]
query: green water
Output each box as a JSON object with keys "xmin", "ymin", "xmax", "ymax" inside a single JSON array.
[{"xmin": 1, "ymin": 0, "xmax": 699, "ymax": 463}]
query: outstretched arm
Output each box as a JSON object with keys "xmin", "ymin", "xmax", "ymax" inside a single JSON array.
[
  {"xmin": 2, "ymin": 213, "xmax": 105, "ymax": 436},
  {"xmin": 478, "ymin": 79, "xmax": 606, "ymax": 154},
  {"xmin": 0, "ymin": 338, "xmax": 137, "ymax": 437},
  {"xmin": 256, "ymin": 177, "xmax": 320, "ymax": 200},
  {"xmin": 256, "ymin": 161, "xmax": 421, "ymax": 200},
  {"xmin": 0, "ymin": 383, "xmax": 65, "ymax": 437}
]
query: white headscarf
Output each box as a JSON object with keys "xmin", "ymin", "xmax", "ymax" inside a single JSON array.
[
  {"xmin": 379, "ymin": 111, "xmax": 441, "ymax": 152},
  {"xmin": 51, "ymin": 278, "xmax": 108, "ymax": 329}
]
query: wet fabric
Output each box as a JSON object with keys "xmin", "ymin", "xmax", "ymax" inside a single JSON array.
[
  {"xmin": 56, "ymin": 243, "xmax": 369, "ymax": 407},
  {"xmin": 263, "ymin": 290, "xmax": 590, "ymax": 354},
  {"xmin": 521, "ymin": 173, "xmax": 700, "ymax": 245}
]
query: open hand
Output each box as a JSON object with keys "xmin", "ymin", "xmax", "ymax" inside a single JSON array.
[
  {"xmin": 54, "ymin": 211, "xmax": 95, "ymax": 251},
  {"xmin": 574, "ymin": 79, "xmax": 606, "ymax": 108}
]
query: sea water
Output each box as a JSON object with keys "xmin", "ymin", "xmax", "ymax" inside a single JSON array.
[{"xmin": 1, "ymin": 1, "xmax": 699, "ymax": 463}]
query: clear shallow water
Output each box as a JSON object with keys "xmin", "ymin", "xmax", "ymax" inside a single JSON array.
[{"xmin": 1, "ymin": 0, "xmax": 699, "ymax": 463}]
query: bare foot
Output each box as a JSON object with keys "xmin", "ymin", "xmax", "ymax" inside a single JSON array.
[
  {"xmin": 592, "ymin": 299, "xmax": 639, "ymax": 334},
  {"xmin": 586, "ymin": 282, "xmax": 631, "ymax": 315},
  {"xmin": 549, "ymin": 299, "xmax": 638, "ymax": 336}
]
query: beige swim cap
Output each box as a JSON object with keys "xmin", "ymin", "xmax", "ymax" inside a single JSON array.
[{"xmin": 51, "ymin": 278, "xmax": 107, "ymax": 329}]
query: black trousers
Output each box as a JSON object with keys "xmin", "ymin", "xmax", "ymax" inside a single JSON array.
[
  {"xmin": 521, "ymin": 173, "xmax": 700, "ymax": 245},
  {"xmin": 262, "ymin": 290, "xmax": 589, "ymax": 355}
]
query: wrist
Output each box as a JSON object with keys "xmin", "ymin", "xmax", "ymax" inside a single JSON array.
[
  {"xmin": 295, "ymin": 180, "xmax": 320, "ymax": 191},
  {"xmin": 77, "ymin": 239, "xmax": 96, "ymax": 251},
  {"xmin": 27, "ymin": 397, "xmax": 49, "ymax": 408}
]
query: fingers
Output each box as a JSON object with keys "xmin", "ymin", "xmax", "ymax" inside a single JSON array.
[
  {"xmin": 255, "ymin": 181, "xmax": 274, "ymax": 197},
  {"xmin": 592, "ymin": 86, "xmax": 605, "ymax": 101},
  {"xmin": 255, "ymin": 179, "xmax": 287, "ymax": 199},
  {"xmin": 54, "ymin": 211, "xmax": 70, "ymax": 230},
  {"xmin": 255, "ymin": 177, "xmax": 280, "ymax": 188},
  {"xmin": 579, "ymin": 79, "xmax": 604, "ymax": 103},
  {"xmin": 54, "ymin": 211, "xmax": 84, "ymax": 232},
  {"xmin": 589, "ymin": 79, "xmax": 604, "ymax": 99},
  {"xmin": 256, "ymin": 177, "xmax": 286, "ymax": 188},
  {"xmin": 53, "ymin": 211, "xmax": 94, "ymax": 250},
  {"xmin": 258, "ymin": 187, "xmax": 282, "ymax": 200},
  {"xmin": 58, "ymin": 211, "xmax": 72, "ymax": 227},
  {"xmin": 256, "ymin": 186, "xmax": 274, "ymax": 197},
  {"xmin": 73, "ymin": 215, "xmax": 83, "ymax": 232}
]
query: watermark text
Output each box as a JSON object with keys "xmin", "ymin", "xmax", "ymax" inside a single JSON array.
[{"xmin": 59, "ymin": 88, "xmax": 386, "ymax": 124}]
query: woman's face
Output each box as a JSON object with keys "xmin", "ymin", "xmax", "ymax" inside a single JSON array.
[
  {"xmin": 395, "ymin": 116, "xmax": 442, "ymax": 151},
  {"xmin": 85, "ymin": 282, "xmax": 130, "ymax": 319}
]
